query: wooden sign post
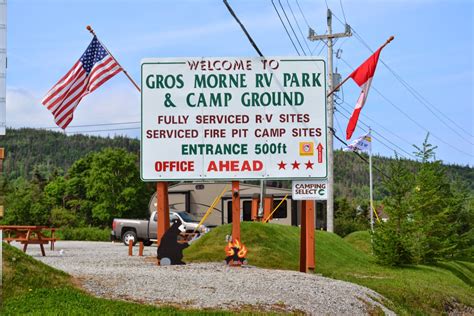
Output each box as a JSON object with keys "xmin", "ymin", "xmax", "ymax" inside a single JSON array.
[
  {"xmin": 231, "ymin": 181, "xmax": 240, "ymax": 242},
  {"xmin": 156, "ymin": 182, "xmax": 170, "ymax": 248},
  {"xmin": 300, "ymin": 200, "xmax": 315, "ymax": 272}
]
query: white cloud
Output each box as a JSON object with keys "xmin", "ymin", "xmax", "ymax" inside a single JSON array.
[
  {"xmin": 6, "ymin": 88, "xmax": 50, "ymax": 128},
  {"xmin": 6, "ymin": 78, "xmax": 141, "ymax": 137}
]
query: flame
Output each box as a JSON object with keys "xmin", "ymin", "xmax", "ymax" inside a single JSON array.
[
  {"xmin": 238, "ymin": 244, "xmax": 248, "ymax": 258},
  {"xmin": 225, "ymin": 241, "xmax": 235, "ymax": 256},
  {"xmin": 234, "ymin": 239, "xmax": 241, "ymax": 249},
  {"xmin": 224, "ymin": 239, "xmax": 247, "ymax": 259}
]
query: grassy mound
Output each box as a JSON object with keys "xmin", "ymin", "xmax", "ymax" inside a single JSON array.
[
  {"xmin": 344, "ymin": 230, "xmax": 372, "ymax": 255},
  {"xmin": 0, "ymin": 243, "xmax": 259, "ymax": 315},
  {"xmin": 184, "ymin": 223, "xmax": 474, "ymax": 315}
]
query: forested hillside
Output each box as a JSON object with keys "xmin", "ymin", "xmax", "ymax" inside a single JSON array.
[
  {"xmin": 1, "ymin": 128, "xmax": 472, "ymax": 201},
  {"xmin": 1, "ymin": 128, "xmax": 139, "ymax": 179}
]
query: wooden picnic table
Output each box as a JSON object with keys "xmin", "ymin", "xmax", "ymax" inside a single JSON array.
[{"xmin": 0, "ymin": 225, "xmax": 59, "ymax": 256}]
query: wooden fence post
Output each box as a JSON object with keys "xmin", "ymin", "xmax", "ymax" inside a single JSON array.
[{"xmin": 128, "ymin": 238, "xmax": 133, "ymax": 256}]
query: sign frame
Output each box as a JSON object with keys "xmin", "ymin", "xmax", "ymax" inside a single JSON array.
[{"xmin": 140, "ymin": 57, "xmax": 327, "ymax": 182}]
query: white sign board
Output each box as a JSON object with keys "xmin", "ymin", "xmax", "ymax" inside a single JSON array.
[
  {"xmin": 141, "ymin": 57, "xmax": 326, "ymax": 181},
  {"xmin": 292, "ymin": 180, "xmax": 328, "ymax": 200}
]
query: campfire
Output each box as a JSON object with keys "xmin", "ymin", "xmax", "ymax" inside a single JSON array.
[{"xmin": 225, "ymin": 239, "xmax": 248, "ymax": 266}]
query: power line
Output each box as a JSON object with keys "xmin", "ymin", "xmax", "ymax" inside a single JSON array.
[
  {"xmin": 334, "ymin": 94, "xmax": 418, "ymax": 152},
  {"xmin": 335, "ymin": 107, "xmax": 405, "ymax": 158},
  {"xmin": 294, "ymin": 7, "xmax": 471, "ymax": 157},
  {"xmin": 286, "ymin": 0, "xmax": 312, "ymax": 54},
  {"xmin": 66, "ymin": 127, "xmax": 140, "ymax": 135},
  {"xmin": 334, "ymin": 109, "xmax": 345, "ymax": 136},
  {"xmin": 44, "ymin": 121, "xmax": 140, "ymax": 130},
  {"xmin": 295, "ymin": 0, "xmax": 310, "ymax": 27},
  {"xmin": 331, "ymin": 12, "xmax": 474, "ymax": 140},
  {"xmin": 335, "ymin": 103, "xmax": 416, "ymax": 159},
  {"xmin": 278, "ymin": 0, "xmax": 307, "ymax": 55},
  {"xmin": 271, "ymin": 0, "xmax": 301, "ymax": 55},
  {"xmin": 330, "ymin": 127, "xmax": 391, "ymax": 179},
  {"xmin": 293, "ymin": 0, "xmax": 330, "ymax": 57},
  {"xmin": 223, "ymin": 0, "xmax": 264, "ymax": 57},
  {"xmin": 339, "ymin": 0, "xmax": 348, "ymax": 24},
  {"xmin": 339, "ymin": 57, "xmax": 474, "ymax": 158}
]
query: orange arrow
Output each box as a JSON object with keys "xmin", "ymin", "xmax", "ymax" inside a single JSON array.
[{"xmin": 317, "ymin": 143, "xmax": 324, "ymax": 163}]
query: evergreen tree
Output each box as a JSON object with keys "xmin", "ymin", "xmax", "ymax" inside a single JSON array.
[
  {"xmin": 372, "ymin": 155, "xmax": 416, "ymax": 265},
  {"xmin": 411, "ymin": 134, "xmax": 471, "ymax": 262}
]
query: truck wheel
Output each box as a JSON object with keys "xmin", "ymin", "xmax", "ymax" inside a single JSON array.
[
  {"xmin": 143, "ymin": 240, "xmax": 153, "ymax": 246},
  {"xmin": 122, "ymin": 230, "xmax": 137, "ymax": 246}
]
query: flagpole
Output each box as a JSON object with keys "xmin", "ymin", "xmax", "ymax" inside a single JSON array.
[
  {"xmin": 369, "ymin": 127, "xmax": 374, "ymax": 232},
  {"xmin": 86, "ymin": 26, "xmax": 141, "ymax": 92},
  {"xmin": 326, "ymin": 36, "xmax": 395, "ymax": 98}
]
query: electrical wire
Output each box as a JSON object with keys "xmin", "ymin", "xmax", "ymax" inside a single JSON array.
[
  {"xmin": 339, "ymin": 0, "xmax": 348, "ymax": 24},
  {"xmin": 339, "ymin": 57, "xmax": 474, "ymax": 158},
  {"xmin": 223, "ymin": 0, "xmax": 264, "ymax": 57},
  {"xmin": 334, "ymin": 106, "xmax": 345, "ymax": 134},
  {"xmin": 66, "ymin": 127, "xmax": 140, "ymax": 135},
  {"xmin": 331, "ymin": 12, "xmax": 474, "ymax": 140},
  {"xmin": 282, "ymin": 2, "xmax": 399, "ymax": 161},
  {"xmin": 334, "ymin": 94, "xmax": 418, "ymax": 151},
  {"xmin": 277, "ymin": 0, "xmax": 307, "ymax": 55},
  {"xmin": 335, "ymin": 102, "xmax": 417, "ymax": 159},
  {"xmin": 44, "ymin": 121, "xmax": 140, "ymax": 130},
  {"xmin": 335, "ymin": 107, "xmax": 406, "ymax": 158},
  {"xmin": 271, "ymin": 0, "xmax": 301, "ymax": 55},
  {"xmin": 278, "ymin": 3, "xmax": 471, "ymax": 159},
  {"xmin": 286, "ymin": 0, "xmax": 312, "ymax": 54},
  {"xmin": 329, "ymin": 127, "xmax": 391, "ymax": 179},
  {"xmin": 295, "ymin": 0, "xmax": 310, "ymax": 27},
  {"xmin": 294, "ymin": 0, "xmax": 329, "ymax": 56}
]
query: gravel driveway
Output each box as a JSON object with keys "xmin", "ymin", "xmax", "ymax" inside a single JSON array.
[{"xmin": 13, "ymin": 241, "xmax": 394, "ymax": 315}]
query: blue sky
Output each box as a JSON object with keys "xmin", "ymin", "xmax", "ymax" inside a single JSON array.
[{"xmin": 5, "ymin": 0, "xmax": 473, "ymax": 165}]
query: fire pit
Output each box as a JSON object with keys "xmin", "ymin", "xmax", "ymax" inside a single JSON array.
[{"xmin": 225, "ymin": 239, "xmax": 248, "ymax": 266}]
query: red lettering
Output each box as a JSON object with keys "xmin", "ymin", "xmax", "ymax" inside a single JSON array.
[{"xmin": 155, "ymin": 161, "xmax": 194, "ymax": 172}]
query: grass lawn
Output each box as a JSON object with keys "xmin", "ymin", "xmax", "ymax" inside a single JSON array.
[
  {"xmin": 0, "ymin": 243, "xmax": 270, "ymax": 315},
  {"xmin": 184, "ymin": 222, "xmax": 474, "ymax": 315}
]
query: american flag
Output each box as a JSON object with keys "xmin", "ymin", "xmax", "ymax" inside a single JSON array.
[{"xmin": 41, "ymin": 36, "xmax": 122, "ymax": 129}]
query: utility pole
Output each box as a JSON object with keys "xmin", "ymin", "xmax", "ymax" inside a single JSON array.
[{"xmin": 308, "ymin": 9, "xmax": 351, "ymax": 233}]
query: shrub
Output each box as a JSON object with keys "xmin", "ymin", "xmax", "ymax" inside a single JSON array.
[
  {"xmin": 49, "ymin": 207, "xmax": 78, "ymax": 228},
  {"xmin": 335, "ymin": 217, "xmax": 368, "ymax": 237},
  {"xmin": 372, "ymin": 223, "xmax": 415, "ymax": 266},
  {"xmin": 60, "ymin": 227, "xmax": 110, "ymax": 241}
]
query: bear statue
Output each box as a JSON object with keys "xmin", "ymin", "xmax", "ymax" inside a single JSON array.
[{"xmin": 157, "ymin": 218, "xmax": 189, "ymax": 265}]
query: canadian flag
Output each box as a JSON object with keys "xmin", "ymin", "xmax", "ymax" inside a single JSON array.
[{"xmin": 346, "ymin": 47, "xmax": 383, "ymax": 140}]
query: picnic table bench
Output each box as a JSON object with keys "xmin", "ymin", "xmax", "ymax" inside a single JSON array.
[{"xmin": 0, "ymin": 225, "xmax": 59, "ymax": 256}]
